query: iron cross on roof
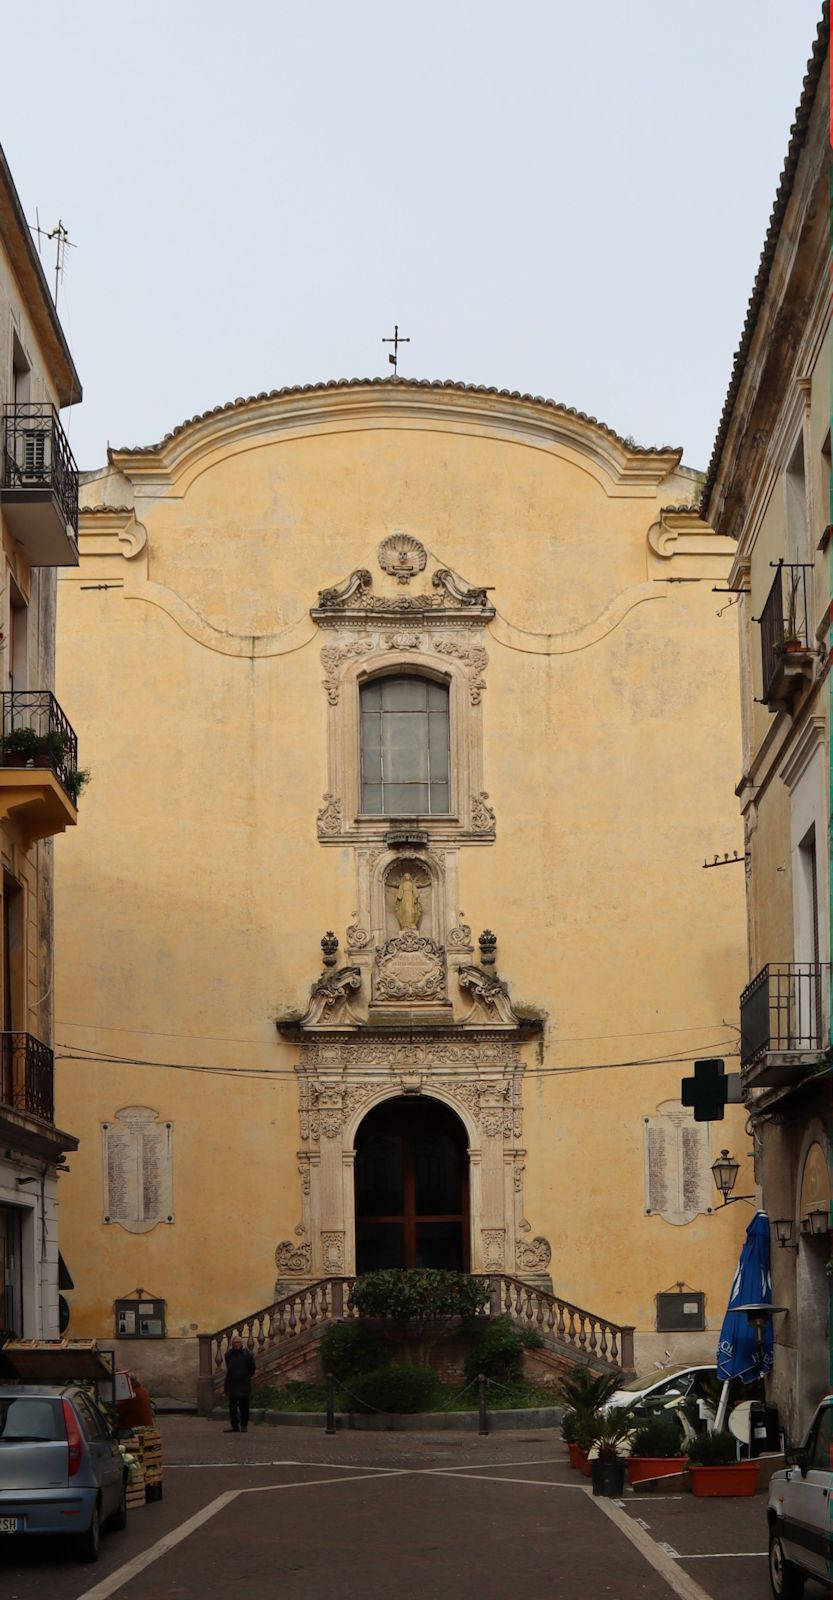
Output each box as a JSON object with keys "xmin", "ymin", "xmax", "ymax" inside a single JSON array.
[{"xmin": 383, "ymin": 324, "xmax": 410, "ymax": 375}]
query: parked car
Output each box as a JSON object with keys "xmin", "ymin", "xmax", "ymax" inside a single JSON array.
[
  {"xmin": 768, "ymin": 1395, "xmax": 832, "ymax": 1597},
  {"xmin": 0, "ymin": 1384, "xmax": 127, "ymax": 1562},
  {"xmin": 604, "ymin": 1364, "xmax": 719, "ymax": 1415}
]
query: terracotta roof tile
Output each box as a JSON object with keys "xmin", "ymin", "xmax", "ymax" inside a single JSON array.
[
  {"xmin": 109, "ymin": 376, "xmax": 680, "ymax": 460},
  {"xmin": 702, "ymin": 3, "xmax": 829, "ymax": 515}
]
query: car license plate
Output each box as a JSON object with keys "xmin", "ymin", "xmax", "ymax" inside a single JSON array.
[{"xmin": 0, "ymin": 1516, "xmax": 24, "ymax": 1533}]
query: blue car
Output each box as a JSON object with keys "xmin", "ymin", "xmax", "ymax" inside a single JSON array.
[{"xmin": 0, "ymin": 1384, "xmax": 127, "ymax": 1562}]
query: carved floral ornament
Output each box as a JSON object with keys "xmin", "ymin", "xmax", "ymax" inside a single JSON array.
[{"xmin": 319, "ymin": 631, "xmax": 488, "ymax": 708}]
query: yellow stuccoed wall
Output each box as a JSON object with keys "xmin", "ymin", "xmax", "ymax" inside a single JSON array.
[{"xmin": 53, "ymin": 383, "xmax": 749, "ymax": 1388}]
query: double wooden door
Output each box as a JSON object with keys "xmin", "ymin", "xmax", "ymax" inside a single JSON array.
[{"xmin": 355, "ymin": 1097, "xmax": 469, "ymax": 1273}]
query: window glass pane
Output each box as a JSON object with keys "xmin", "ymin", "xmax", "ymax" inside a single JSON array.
[
  {"xmin": 362, "ymin": 682, "xmax": 382, "ymax": 710},
  {"xmin": 808, "ymin": 1407, "xmax": 833, "ymax": 1471},
  {"xmin": 427, "ymin": 681, "xmax": 448, "ymax": 710},
  {"xmin": 383, "ymin": 714, "xmax": 428, "ymax": 780},
  {"xmin": 362, "ymin": 783, "xmax": 383, "ymax": 814},
  {"xmin": 429, "ymin": 782, "xmax": 449, "ymax": 813},
  {"xmin": 414, "ymin": 1129, "xmax": 464, "ymax": 1213},
  {"xmin": 428, "ymin": 715, "xmax": 449, "ymax": 778},
  {"xmin": 361, "ymin": 712, "xmax": 382, "ymax": 752},
  {"xmin": 381, "ymin": 678, "xmax": 428, "ymax": 711},
  {"xmin": 386, "ymin": 783, "xmax": 427, "ymax": 814},
  {"xmin": 356, "ymin": 1223, "xmax": 405, "ymax": 1272},
  {"xmin": 414, "ymin": 1222, "xmax": 464, "ymax": 1270},
  {"xmin": 356, "ymin": 1132, "xmax": 404, "ymax": 1215}
]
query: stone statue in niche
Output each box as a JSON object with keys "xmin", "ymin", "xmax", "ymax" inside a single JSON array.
[
  {"xmin": 395, "ymin": 872, "xmax": 422, "ymax": 929},
  {"xmin": 385, "ymin": 863, "xmax": 432, "ymax": 937}
]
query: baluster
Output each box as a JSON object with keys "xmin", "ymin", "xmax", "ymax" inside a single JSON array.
[
  {"xmin": 277, "ymin": 1304, "xmax": 287, "ymax": 1338},
  {"xmin": 299, "ymin": 1292, "xmax": 309, "ymax": 1333},
  {"xmin": 598, "ymin": 1323, "xmax": 609, "ymax": 1361},
  {"xmin": 267, "ymin": 1312, "xmax": 277, "ymax": 1350},
  {"xmin": 566, "ymin": 1309, "xmax": 576, "ymax": 1348},
  {"xmin": 535, "ymin": 1292, "xmax": 544, "ymax": 1330},
  {"xmin": 288, "ymin": 1300, "xmax": 298, "ymax": 1339},
  {"xmin": 503, "ymin": 1280, "xmax": 512, "ymax": 1317},
  {"xmin": 309, "ymin": 1286, "xmax": 320, "ymax": 1327},
  {"xmin": 255, "ymin": 1315, "xmax": 266, "ymax": 1352},
  {"xmin": 588, "ymin": 1318, "xmax": 598, "ymax": 1356},
  {"xmin": 611, "ymin": 1329, "xmax": 620, "ymax": 1365},
  {"xmin": 577, "ymin": 1313, "xmax": 587, "ymax": 1352},
  {"xmin": 546, "ymin": 1301, "xmax": 555, "ymax": 1335},
  {"xmin": 524, "ymin": 1290, "xmax": 534, "ymax": 1327},
  {"xmin": 556, "ymin": 1302, "xmax": 565, "ymax": 1341},
  {"xmin": 213, "ymin": 1338, "xmax": 223, "ymax": 1371}
]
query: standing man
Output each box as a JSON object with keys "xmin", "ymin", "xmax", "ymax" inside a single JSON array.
[{"xmin": 224, "ymin": 1334, "xmax": 256, "ymax": 1433}]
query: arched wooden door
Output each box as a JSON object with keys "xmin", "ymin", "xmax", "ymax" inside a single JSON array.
[{"xmin": 354, "ymin": 1097, "xmax": 469, "ymax": 1272}]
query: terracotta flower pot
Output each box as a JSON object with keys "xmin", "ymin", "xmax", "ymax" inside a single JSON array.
[
  {"xmin": 689, "ymin": 1462, "xmax": 759, "ymax": 1497},
  {"xmin": 577, "ymin": 1447, "xmax": 591, "ymax": 1478},
  {"xmin": 567, "ymin": 1442, "xmax": 583, "ymax": 1470},
  {"xmin": 626, "ymin": 1456, "xmax": 687, "ymax": 1485}
]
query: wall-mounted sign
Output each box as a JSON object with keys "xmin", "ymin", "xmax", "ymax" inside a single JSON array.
[
  {"xmin": 656, "ymin": 1290, "xmax": 705, "ymax": 1332},
  {"xmin": 114, "ymin": 1297, "xmax": 166, "ymax": 1339}
]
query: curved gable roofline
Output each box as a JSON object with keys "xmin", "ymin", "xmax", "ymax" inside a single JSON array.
[{"xmin": 105, "ymin": 377, "xmax": 682, "ymax": 495}]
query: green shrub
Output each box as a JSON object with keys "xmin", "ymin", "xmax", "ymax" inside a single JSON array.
[
  {"xmin": 555, "ymin": 1366, "xmax": 622, "ymax": 1414},
  {"xmin": 319, "ymin": 1320, "xmax": 382, "ymax": 1380},
  {"xmin": 346, "ymin": 1364, "xmax": 442, "ymax": 1414},
  {"xmin": 630, "ymin": 1416, "xmax": 686, "ymax": 1458},
  {"xmin": 464, "ymin": 1315, "xmax": 541, "ymax": 1384},
  {"xmin": 685, "ymin": 1430, "xmax": 738, "ymax": 1466},
  {"xmin": 349, "ymin": 1269, "xmax": 487, "ymax": 1322},
  {"xmin": 561, "ymin": 1407, "xmax": 579, "ymax": 1444}
]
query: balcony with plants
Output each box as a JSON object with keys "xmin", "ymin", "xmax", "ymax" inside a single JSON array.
[
  {"xmin": 0, "ymin": 403, "xmax": 80, "ymax": 566},
  {"xmin": 0, "ymin": 690, "xmax": 86, "ymax": 843},
  {"xmin": 756, "ymin": 561, "xmax": 816, "ymax": 711}
]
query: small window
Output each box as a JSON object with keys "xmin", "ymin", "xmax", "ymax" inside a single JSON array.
[
  {"xmin": 806, "ymin": 1405, "xmax": 833, "ymax": 1472},
  {"xmin": 360, "ymin": 676, "xmax": 450, "ymax": 816}
]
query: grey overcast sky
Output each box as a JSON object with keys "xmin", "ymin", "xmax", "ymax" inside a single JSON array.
[{"xmin": 2, "ymin": 0, "xmax": 824, "ymax": 472}]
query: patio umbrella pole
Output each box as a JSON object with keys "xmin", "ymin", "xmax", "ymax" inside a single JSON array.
[{"xmin": 714, "ymin": 1379, "xmax": 730, "ymax": 1433}]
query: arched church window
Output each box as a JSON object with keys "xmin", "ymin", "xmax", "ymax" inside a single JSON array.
[{"xmin": 360, "ymin": 676, "xmax": 450, "ymax": 816}]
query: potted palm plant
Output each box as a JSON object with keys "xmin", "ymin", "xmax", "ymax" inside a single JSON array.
[
  {"xmin": 626, "ymin": 1415, "xmax": 687, "ymax": 1485},
  {"xmin": 585, "ymin": 1407, "xmax": 635, "ymax": 1497},
  {"xmin": 1, "ymin": 726, "xmax": 39, "ymax": 764},
  {"xmin": 556, "ymin": 1368, "xmax": 622, "ymax": 1478},
  {"xmin": 685, "ymin": 1429, "xmax": 759, "ymax": 1496}
]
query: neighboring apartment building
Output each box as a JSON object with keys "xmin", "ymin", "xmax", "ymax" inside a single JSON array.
[
  {"xmin": 704, "ymin": 9, "xmax": 831, "ymax": 1435},
  {"xmin": 0, "ymin": 144, "xmax": 82, "ymax": 1340},
  {"xmin": 54, "ymin": 373, "xmax": 747, "ymax": 1398}
]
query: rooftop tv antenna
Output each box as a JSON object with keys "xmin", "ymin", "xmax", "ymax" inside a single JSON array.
[{"xmin": 31, "ymin": 210, "xmax": 76, "ymax": 307}]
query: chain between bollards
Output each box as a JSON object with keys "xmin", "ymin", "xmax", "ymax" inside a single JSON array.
[
  {"xmin": 325, "ymin": 1371, "xmax": 336, "ymax": 1435},
  {"xmin": 477, "ymin": 1373, "xmax": 488, "ymax": 1435}
]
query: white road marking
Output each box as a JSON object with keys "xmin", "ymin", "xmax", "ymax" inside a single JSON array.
[
  {"xmin": 659, "ymin": 1542, "xmax": 681, "ymax": 1557},
  {"xmin": 437, "ymin": 1456, "xmax": 567, "ymax": 1471},
  {"xmin": 240, "ymin": 1471, "xmax": 406, "ymax": 1494},
  {"xmin": 589, "ymin": 1491, "xmax": 716, "ymax": 1600},
  {"xmin": 424, "ymin": 1469, "xmax": 584, "ymax": 1490},
  {"xmin": 76, "ymin": 1473, "xmax": 400, "ymax": 1600},
  {"xmin": 680, "ymin": 1552, "xmax": 768, "ymax": 1559}
]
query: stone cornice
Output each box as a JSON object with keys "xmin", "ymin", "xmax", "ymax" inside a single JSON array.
[{"xmin": 103, "ymin": 381, "xmax": 683, "ymax": 500}]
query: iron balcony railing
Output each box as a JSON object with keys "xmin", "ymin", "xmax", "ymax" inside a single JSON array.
[
  {"xmin": 2, "ymin": 404, "xmax": 79, "ymax": 537},
  {"xmin": 740, "ymin": 962, "xmax": 831, "ymax": 1067},
  {"xmin": 0, "ymin": 691, "xmax": 78, "ymax": 800},
  {"xmin": 758, "ymin": 561, "xmax": 812, "ymax": 705},
  {"xmin": 0, "ymin": 1032, "xmax": 54, "ymax": 1122}
]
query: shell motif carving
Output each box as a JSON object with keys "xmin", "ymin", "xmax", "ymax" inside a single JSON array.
[{"xmin": 378, "ymin": 533, "xmax": 427, "ymax": 583}]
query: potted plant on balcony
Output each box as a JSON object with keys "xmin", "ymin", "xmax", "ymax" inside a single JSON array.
[
  {"xmin": 626, "ymin": 1415, "xmax": 688, "ymax": 1485},
  {"xmin": 1, "ymin": 726, "xmax": 39, "ymax": 765},
  {"xmin": 685, "ymin": 1429, "xmax": 759, "ymax": 1496},
  {"xmin": 584, "ymin": 1406, "xmax": 635, "ymax": 1497},
  {"xmin": 65, "ymin": 768, "xmax": 90, "ymax": 805},
  {"xmin": 781, "ymin": 570, "xmax": 805, "ymax": 654}
]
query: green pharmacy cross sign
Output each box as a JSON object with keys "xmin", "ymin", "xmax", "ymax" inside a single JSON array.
[{"xmin": 681, "ymin": 1058, "xmax": 728, "ymax": 1122}]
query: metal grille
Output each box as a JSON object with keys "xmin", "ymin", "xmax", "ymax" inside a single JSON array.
[
  {"xmin": 758, "ymin": 562, "xmax": 811, "ymax": 704},
  {"xmin": 0, "ymin": 691, "xmax": 78, "ymax": 799},
  {"xmin": 2, "ymin": 404, "xmax": 79, "ymax": 536},
  {"xmin": 740, "ymin": 963, "xmax": 830, "ymax": 1066},
  {"xmin": 0, "ymin": 1032, "xmax": 54, "ymax": 1122}
]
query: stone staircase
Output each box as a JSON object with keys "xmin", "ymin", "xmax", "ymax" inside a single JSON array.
[{"xmin": 197, "ymin": 1275, "xmax": 635, "ymax": 1411}]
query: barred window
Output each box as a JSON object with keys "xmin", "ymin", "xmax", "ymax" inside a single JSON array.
[{"xmin": 360, "ymin": 677, "xmax": 450, "ymax": 815}]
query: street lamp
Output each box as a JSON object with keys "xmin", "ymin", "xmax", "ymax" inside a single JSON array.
[
  {"xmin": 773, "ymin": 1218, "xmax": 798, "ymax": 1250},
  {"xmin": 804, "ymin": 1207, "xmax": 830, "ymax": 1238},
  {"xmin": 711, "ymin": 1150, "xmax": 756, "ymax": 1207}
]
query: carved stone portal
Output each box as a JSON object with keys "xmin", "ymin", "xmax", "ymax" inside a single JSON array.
[{"xmin": 277, "ymin": 1031, "xmax": 552, "ymax": 1290}]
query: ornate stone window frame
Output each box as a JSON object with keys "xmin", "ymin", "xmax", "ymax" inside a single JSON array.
[{"xmin": 317, "ymin": 623, "xmax": 495, "ymax": 847}]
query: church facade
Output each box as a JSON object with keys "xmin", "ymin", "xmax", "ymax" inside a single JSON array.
[{"xmin": 55, "ymin": 379, "xmax": 748, "ymax": 1394}]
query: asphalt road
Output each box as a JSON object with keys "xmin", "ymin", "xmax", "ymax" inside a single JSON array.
[{"xmin": 0, "ymin": 1417, "xmax": 814, "ymax": 1600}]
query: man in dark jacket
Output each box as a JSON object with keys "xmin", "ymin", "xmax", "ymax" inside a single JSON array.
[{"xmin": 224, "ymin": 1334, "xmax": 256, "ymax": 1432}]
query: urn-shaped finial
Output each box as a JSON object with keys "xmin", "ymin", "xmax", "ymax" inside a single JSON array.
[
  {"xmin": 478, "ymin": 929, "xmax": 497, "ymax": 967},
  {"xmin": 321, "ymin": 930, "xmax": 340, "ymax": 967}
]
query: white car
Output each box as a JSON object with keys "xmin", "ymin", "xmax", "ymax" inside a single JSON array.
[
  {"xmin": 604, "ymin": 1364, "xmax": 718, "ymax": 1415},
  {"xmin": 768, "ymin": 1395, "xmax": 833, "ymax": 1597}
]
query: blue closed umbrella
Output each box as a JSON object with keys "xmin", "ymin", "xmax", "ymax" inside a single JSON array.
[{"xmin": 716, "ymin": 1210, "xmax": 773, "ymax": 1385}]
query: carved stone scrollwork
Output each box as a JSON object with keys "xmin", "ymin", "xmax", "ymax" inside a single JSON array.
[
  {"xmin": 432, "ymin": 568, "xmax": 490, "ymax": 609},
  {"xmin": 515, "ymin": 1235, "xmax": 552, "ymax": 1271},
  {"xmin": 318, "ymin": 569, "xmax": 373, "ymax": 609},
  {"xmin": 300, "ymin": 966, "xmax": 363, "ymax": 1028},
  {"xmin": 433, "ymin": 637, "xmax": 489, "ymax": 704},
  {"xmin": 316, "ymin": 792, "xmax": 343, "ymax": 835},
  {"xmin": 458, "ymin": 964, "xmax": 518, "ymax": 1026},
  {"xmin": 373, "ymin": 930, "xmax": 447, "ymax": 1002},
  {"xmin": 447, "ymin": 913, "xmax": 472, "ymax": 948},
  {"xmin": 481, "ymin": 1228, "xmax": 505, "ymax": 1269},
  {"xmin": 321, "ymin": 1231, "xmax": 345, "ymax": 1271},
  {"xmin": 471, "ymin": 792, "xmax": 496, "ymax": 835},
  {"xmin": 320, "ymin": 638, "xmax": 373, "ymax": 706},
  {"xmin": 275, "ymin": 1240, "xmax": 312, "ymax": 1274},
  {"xmin": 346, "ymin": 917, "xmax": 372, "ymax": 950}
]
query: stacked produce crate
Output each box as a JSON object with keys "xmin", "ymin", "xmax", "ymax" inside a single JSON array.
[{"xmin": 134, "ymin": 1426, "xmax": 163, "ymax": 1502}]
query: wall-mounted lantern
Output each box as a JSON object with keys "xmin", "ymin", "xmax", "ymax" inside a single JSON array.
[{"xmin": 773, "ymin": 1218, "xmax": 798, "ymax": 1251}]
